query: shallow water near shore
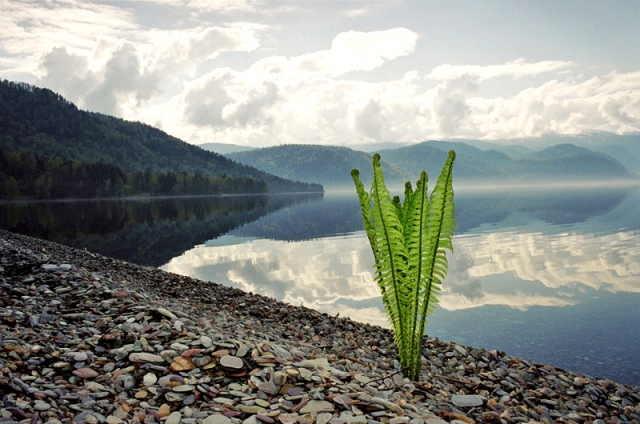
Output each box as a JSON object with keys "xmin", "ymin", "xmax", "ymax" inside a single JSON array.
[{"xmin": 1, "ymin": 185, "xmax": 640, "ymax": 386}]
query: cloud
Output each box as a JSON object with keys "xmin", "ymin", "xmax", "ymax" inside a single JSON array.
[
  {"xmin": 31, "ymin": 15, "xmax": 259, "ymax": 116},
  {"xmin": 36, "ymin": 46, "xmax": 98, "ymax": 105},
  {"xmin": 427, "ymin": 58, "xmax": 574, "ymax": 82},
  {"xmin": 153, "ymin": 26, "xmax": 260, "ymax": 72},
  {"xmin": 2, "ymin": 0, "xmax": 638, "ymax": 145},
  {"xmin": 431, "ymin": 75, "xmax": 479, "ymax": 136},
  {"xmin": 136, "ymin": 0, "xmax": 261, "ymax": 12},
  {"xmin": 37, "ymin": 41, "xmax": 161, "ymax": 116},
  {"xmin": 471, "ymin": 73, "xmax": 640, "ymax": 138},
  {"xmin": 292, "ymin": 28, "xmax": 418, "ymax": 78},
  {"xmin": 170, "ymin": 29, "xmax": 420, "ymax": 144}
]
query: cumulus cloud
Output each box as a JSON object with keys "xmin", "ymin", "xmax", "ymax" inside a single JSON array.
[
  {"xmin": 37, "ymin": 41, "xmax": 162, "ymax": 116},
  {"xmin": 167, "ymin": 46, "xmax": 638, "ymax": 145},
  {"xmin": 471, "ymin": 73, "xmax": 640, "ymax": 138},
  {"xmin": 153, "ymin": 26, "xmax": 260, "ymax": 72},
  {"xmin": 30, "ymin": 13, "xmax": 259, "ymax": 116},
  {"xmin": 2, "ymin": 0, "xmax": 638, "ymax": 145},
  {"xmin": 431, "ymin": 75, "xmax": 479, "ymax": 136}
]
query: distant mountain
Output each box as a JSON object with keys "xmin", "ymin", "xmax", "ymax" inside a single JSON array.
[
  {"xmin": 510, "ymin": 144, "xmax": 637, "ymax": 181},
  {"xmin": 199, "ymin": 142, "xmax": 256, "ymax": 155},
  {"xmin": 379, "ymin": 141, "xmax": 513, "ymax": 180},
  {"xmin": 227, "ymin": 144, "xmax": 412, "ymax": 190},
  {"xmin": 0, "ymin": 80, "xmax": 322, "ymax": 195},
  {"xmin": 349, "ymin": 141, "xmax": 414, "ymax": 152},
  {"xmin": 465, "ymin": 133, "xmax": 640, "ymax": 170},
  {"xmin": 228, "ymin": 140, "xmax": 636, "ymax": 191},
  {"xmin": 449, "ymin": 139, "xmax": 535, "ymax": 160},
  {"xmin": 592, "ymin": 144, "xmax": 640, "ymax": 174}
]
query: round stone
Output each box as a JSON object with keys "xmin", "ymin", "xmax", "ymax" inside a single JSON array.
[
  {"xmin": 143, "ymin": 373, "xmax": 158, "ymax": 386},
  {"xmin": 73, "ymin": 368, "xmax": 99, "ymax": 379},
  {"xmin": 202, "ymin": 415, "xmax": 232, "ymax": 424},
  {"xmin": 219, "ymin": 355, "xmax": 243, "ymax": 370},
  {"xmin": 451, "ymin": 394, "xmax": 485, "ymax": 407},
  {"xmin": 166, "ymin": 411, "xmax": 182, "ymax": 424},
  {"xmin": 34, "ymin": 402, "xmax": 51, "ymax": 411}
]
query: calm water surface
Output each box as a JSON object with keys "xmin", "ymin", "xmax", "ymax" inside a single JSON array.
[{"xmin": 1, "ymin": 185, "xmax": 639, "ymax": 385}]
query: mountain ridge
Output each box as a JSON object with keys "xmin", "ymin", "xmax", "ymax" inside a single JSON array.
[
  {"xmin": 0, "ymin": 80, "xmax": 322, "ymax": 197},
  {"xmin": 227, "ymin": 140, "xmax": 637, "ymax": 190}
]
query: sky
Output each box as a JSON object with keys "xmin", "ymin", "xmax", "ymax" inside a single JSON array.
[{"xmin": 1, "ymin": 0, "xmax": 639, "ymax": 149}]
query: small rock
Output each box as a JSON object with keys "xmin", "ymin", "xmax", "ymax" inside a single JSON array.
[
  {"xmin": 129, "ymin": 352, "xmax": 165, "ymax": 363},
  {"xmin": 166, "ymin": 411, "xmax": 182, "ymax": 424},
  {"xmin": 170, "ymin": 356, "xmax": 196, "ymax": 371},
  {"xmin": 157, "ymin": 307, "xmax": 179, "ymax": 320},
  {"xmin": 451, "ymin": 394, "xmax": 484, "ymax": 407},
  {"xmin": 158, "ymin": 404, "xmax": 171, "ymax": 418},
  {"xmin": 299, "ymin": 400, "xmax": 334, "ymax": 414},
  {"xmin": 72, "ymin": 368, "xmax": 99, "ymax": 379},
  {"xmin": 203, "ymin": 415, "xmax": 232, "ymax": 424},
  {"xmin": 219, "ymin": 355, "xmax": 244, "ymax": 370}
]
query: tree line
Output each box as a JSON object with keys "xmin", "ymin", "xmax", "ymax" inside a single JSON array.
[{"xmin": 0, "ymin": 149, "xmax": 267, "ymax": 200}]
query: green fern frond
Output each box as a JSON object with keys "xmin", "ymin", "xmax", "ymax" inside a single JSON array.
[{"xmin": 352, "ymin": 150, "xmax": 456, "ymax": 381}]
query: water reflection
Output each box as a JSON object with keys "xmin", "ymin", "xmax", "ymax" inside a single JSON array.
[
  {"xmin": 161, "ymin": 224, "xmax": 640, "ymax": 322},
  {"xmin": 2, "ymin": 185, "xmax": 639, "ymax": 384},
  {"xmin": 0, "ymin": 194, "xmax": 322, "ymax": 267},
  {"xmin": 161, "ymin": 187, "xmax": 640, "ymax": 385}
]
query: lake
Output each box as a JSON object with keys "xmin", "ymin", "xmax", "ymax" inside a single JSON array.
[{"xmin": 1, "ymin": 183, "xmax": 639, "ymax": 386}]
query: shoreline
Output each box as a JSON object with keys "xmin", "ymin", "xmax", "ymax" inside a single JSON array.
[
  {"xmin": 0, "ymin": 191, "xmax": 325, "ymax": 206},
  {"xmin": 1, "ymin": 229, "xmax": 638, "ymax": 424}
]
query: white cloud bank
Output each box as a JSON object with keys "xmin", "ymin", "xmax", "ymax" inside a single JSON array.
[{"xmin": 0, "ymin": 0, "xmax": 638, "ymax": 146}]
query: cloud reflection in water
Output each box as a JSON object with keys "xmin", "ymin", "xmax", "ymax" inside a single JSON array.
[{"xmin": 162, "ymin": 223, "xmax": 640, "ymax": 327}]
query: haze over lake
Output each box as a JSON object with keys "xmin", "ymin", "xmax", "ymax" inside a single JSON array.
[{"xmin": 1, "ymin": 182, "xmax": 639, "ymax": 386}]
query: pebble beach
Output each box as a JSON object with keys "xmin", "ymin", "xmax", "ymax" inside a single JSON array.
[{"xmin": 1, "ymin": 229, "xmax": 639, "ymax": 424}]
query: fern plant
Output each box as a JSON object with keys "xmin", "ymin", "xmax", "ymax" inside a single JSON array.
[{"xmin": 351, "ymin": 151, "xmax": 456, "ymax": 380}]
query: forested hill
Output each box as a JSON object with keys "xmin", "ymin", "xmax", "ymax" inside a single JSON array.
[
  {"xmin": 227, "ymin": 141, "xmax": 637, "ymax": 190},
  {"xmin": 227, "ymin": 144, "xmax": 412, "ymax": 189},
  {"xmin": 0, "ymin": 80, "xmax": 322, "ymax": 198}
]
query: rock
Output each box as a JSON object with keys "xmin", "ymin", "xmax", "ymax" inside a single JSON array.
[
  {"xmin": 451, "ymin": 394, "xmax": 484, "ymax": 407},
  {"xmin": 158, "ymin": 404, "xmax": 171, "ymax": 418},
  {"xmin": 129, "ymin": 352, "xmax": 165, "ymax": 363},
  {"xmin": 299, "ymin": 400, "xmax": 335, "ymax": 414},
  {"xmin": 143, "ymin": 372, "xmax": 158, "ymax": 386},
  {"xmin": 203, "ymin": 415, "xmax": 232, "ymax": 424},
  {"xmin": 219, "ymin": 355, "xmax": 244, "ymax": 370},
  {"xmin": 72, "ymin": 368, "xmax": 99, "ymax": 378},
  {"xmin": 173, "ymin": 384, "xmax": 196, "ymax": 392},
  {"xmin": 157, "ymin": 307, "xmax": 178, "ymax": 320},
  {"xmin": 170, "ymin": 356, "xmax": 196, "ymax": 371},
  {"xmin": 278, "ymin": 413, "xmax": 299, "ymax": 424},
  {"xmin": 166, "ymin": 411, "xmax": 182, "ymax": 424}
]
